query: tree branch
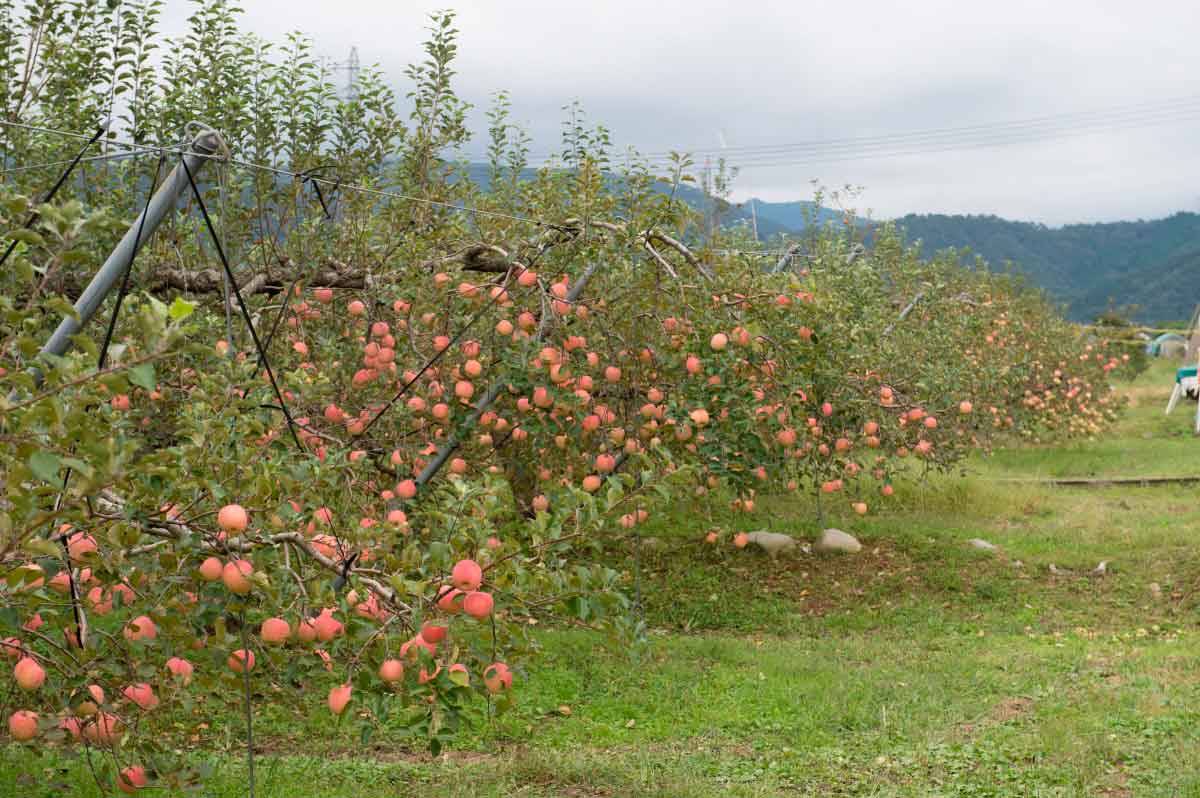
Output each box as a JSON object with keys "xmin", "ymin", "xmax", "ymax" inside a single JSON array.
[{"xmin": 94, "ymin": 492, "xmax": 412, "ymax": 616}]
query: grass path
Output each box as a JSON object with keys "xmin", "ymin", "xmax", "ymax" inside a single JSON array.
[{"xmin": 6, "ymin": 361, "xmax": 1200, "ymax": 797}]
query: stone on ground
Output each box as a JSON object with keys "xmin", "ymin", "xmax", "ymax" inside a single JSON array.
[
  {"xmin": 967, "ymin": 538, "xmax": 998, "ymax": 552},
  {"xmin": 744, "ymin": 531, "xmax": 798, "ymax": 557},
  {"xmin": 814, "ymin": 528, "xmax": 861, "ymax": 554}
]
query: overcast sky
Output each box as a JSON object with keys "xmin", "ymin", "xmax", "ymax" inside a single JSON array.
[{"xmin": 161, "ymin": 1, "xmax": 1200, "ymax": 225}]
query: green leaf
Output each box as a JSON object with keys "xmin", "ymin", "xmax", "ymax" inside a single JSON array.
[
  {"xmin": 24, "ymin": 538, "xmax": 60, "ymax": 558},
  {"xmin": 129, "ymin": 363, "xmax": 156, "ymax": 392},
  {"xmin": 169, "ymin": 296, "xmax": 196, "ymax": 321},
  {"xmin": 44, "ymin": 295, "xmax": 79, "ymax": 321},
  {"xmin": 29, "ymin": 450, "xmax": 62, "ymax": 483},
  {"xmin": 0, "ymin": 607, "xmax": 18, "ymax": 633},
  {"xmin": 449, "ymin": 667, "xmax": 469, "ymax": 687},
  {"xmin": 59, "ymin": 457, "xmax": 94, "ymax": 479},
  {"xmin": 7, "ymin": 228, "xmax": 44, "ymax": 248}
]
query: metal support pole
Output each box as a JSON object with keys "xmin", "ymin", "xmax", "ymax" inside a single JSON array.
[
  {"xmin": 37, "ymin": 129, "xmax": 224, "ymax": 365},
  {"xmin": 883, "ymin": 291, "xmax": 925, "ymax": 338},
  {"xmin": 770, "ymin": 241, "xmax": 802, "ymax": 274}
]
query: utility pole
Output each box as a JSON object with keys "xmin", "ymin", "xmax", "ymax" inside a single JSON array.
[
  {"xmin": 749, "ymin": 198, "xmax": 759, "ymax": 243},
  {"xmin": 703, "ymin": 155, "xmax": 713, "ymax": 244},
  {"xmin": 329, "ymin": 46, "xmax": 361, "ymax": 102}
]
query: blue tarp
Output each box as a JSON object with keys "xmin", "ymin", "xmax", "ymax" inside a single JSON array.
[{"xmin": 1147, "ymin": 333, "xmax": 1187, "ymax": 356}]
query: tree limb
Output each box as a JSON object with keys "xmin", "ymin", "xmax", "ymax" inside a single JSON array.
[
  {"xmin": 149, "ymin": 264, "xmax": 375, "ymax": 295},
  {"xmin": 93, "ymin": 491, "xmax": 411, "ymax": 615}
]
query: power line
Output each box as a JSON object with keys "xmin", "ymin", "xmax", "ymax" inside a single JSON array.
[
  {"xmin": 684, "ymin": 108, "xmax": 1200, "ymax": 171},
  {"xmin": 506, "ymin": 92, "xmax": 1200, "ymax": 169},
  {"xmin": 517, "ymin": 106, "xmax": 1200, "ymax": 171},
  {"xmin": 631, "ymin": 92, "xmax": 1200, "ymax": 161},
  {"xmin": 9, "ymin": 110, "xmax": 1191, "ymax": 262},
  {"xmin": 522, "ymin": 92, "xmax": 1200, "ymax": 162}
]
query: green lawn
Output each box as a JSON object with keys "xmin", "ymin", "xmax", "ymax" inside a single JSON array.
[{"xmin": 6, "ymin": 359, "xmax": 1200, "ymax": 797}]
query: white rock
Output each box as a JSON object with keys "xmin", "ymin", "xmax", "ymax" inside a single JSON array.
[
  {"xmin": 1091, "ymin": 561, "xmax": 1108, "ymax": 577},
  {"xmin": 814, "ymin": 528, "xmax": 862, "ymax": 554},
  {"xmin": 967, "ymin": 538, "xmax": 998, "ymax": 552},
  {"xmin": 744, "ymin": 531, "xmax": 798, "ymax": 557}
]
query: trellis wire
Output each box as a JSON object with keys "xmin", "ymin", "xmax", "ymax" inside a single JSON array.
[
  {"xmin": 0, "ymin": 119, "xmax": 220, "ymax": 161},
  {"xmin": 0, "ymin": 119, "xmax": 555, "ymax": 229},
  {"xmin": 0, "ymin": 149, "xmax": 153, "ymax": 177},
  {"xmin": 180, "ymin": 154, "xmax": 304, "ymax": 451},
  {"xmin": 0, "ymin": 125, "xmax": 107, "ymax": 270},
  {"xmin": 1, "ymin": 119, "xmax": 761, "ymax": 526},
  {"xmin": 0, "ymin": 119, "xmax": 807, "ymax": 266},
  {"xmin": 356, "ymin": 219, "xmax": 582, "ymax": 441},
  {"xmin": 252, "ymin": 167, "xmax": 343, "ymax": 372}
]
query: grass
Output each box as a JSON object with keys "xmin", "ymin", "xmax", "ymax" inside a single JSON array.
[{"xmin": 6, "ymin": 359, "xmax": 1200, "ymax": 796}]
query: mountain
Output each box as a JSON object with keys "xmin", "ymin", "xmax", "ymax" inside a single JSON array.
[
  {"xmin": 892, "ymin": 212, "xmax": 1200, "ymax": 323},
  {"xmin": 721, "ymin": 198, "xmax": 845, "ymax": 238},
  {"xmin": 739, "ymin": 199, "xmax": 845, "ymax": 232},
  {"xmin": 461, "ymin": 163, "xmax": 1197, "ymax": 323},
  {"xmin": 461, "ymin": 163, "xmax": 840, "ymax": 238},
  {"xmin": 718, "ymin": 202, "xmax": 1200, "ymax": 325}
]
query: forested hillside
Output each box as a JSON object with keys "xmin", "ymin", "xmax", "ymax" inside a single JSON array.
[
  {"xmin": 466, "ymin": 162, "xmax": 1199, "ymax": 323},
  {"xmin": 463, "ymin": 164, "xmax": 841, "ymax": 239},
  {"xmin": 891, "ymin": 212, "xmax": 1200, "ymax": 323}
]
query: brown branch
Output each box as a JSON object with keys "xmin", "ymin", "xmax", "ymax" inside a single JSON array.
[
  {"xmin": 1, "ymin": 350, "xmax": 171, "ymax": 415},
  {"xmin": 150, "ymin": 264, "xmax": 375, "ymax": 295},
  {"xmin": 95, "ymin": 491, "xmax": 410, "ymax": 615},
  {"xmin": 459, "ymin": 244, "xmax": 513, "ymax": 274},
  {"xmin": 642, "ymin": 242, "xmax": 679, "ymax": 280},
  {"xmin": 561, "ymin": 217, "xmax": 710, "ymax": 280}
]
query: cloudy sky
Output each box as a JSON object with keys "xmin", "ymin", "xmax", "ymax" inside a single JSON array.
[{"xmin": 161, "ymin": 1, "xmax": 1200, "ymax": 225}]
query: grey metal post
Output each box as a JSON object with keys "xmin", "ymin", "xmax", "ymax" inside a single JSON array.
[
  {"xmin": 38, "ymin": 129, "xmax": 225, "ymax": 363},
  {"xmin": 883, "ymin": 291, "xmax": 925, "ymax": 338},
  {"xmin": 770, "ymin": 241, "xmax": 802, "ymax": 274}
]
